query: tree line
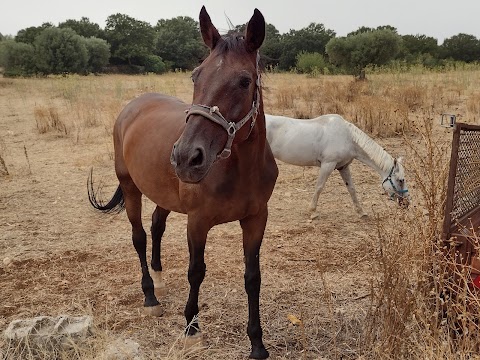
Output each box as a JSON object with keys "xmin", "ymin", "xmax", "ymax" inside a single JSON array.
[{"xmin": 0, "ymin": 14, "xmax": 479, "ymax": 77}]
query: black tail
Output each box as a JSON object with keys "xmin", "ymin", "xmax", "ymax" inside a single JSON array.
[{"xmin": 87, "ymin": 169, "xmax": 125, "ymax": 214}]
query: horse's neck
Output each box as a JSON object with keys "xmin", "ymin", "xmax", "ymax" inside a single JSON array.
[{"xmin": 349, "ymin": 124, "xmax": 393, "ymax": 178}]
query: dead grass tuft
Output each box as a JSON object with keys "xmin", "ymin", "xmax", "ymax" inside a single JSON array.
[{"xmin": 34, "ymin": 104, "xmax": 68, "ymax": 135}]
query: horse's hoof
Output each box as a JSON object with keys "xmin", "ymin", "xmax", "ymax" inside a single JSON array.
[
  {"xmin": 360, "ymin": 213, "xmax": 368, "ymax": 219},
  {"xmin": 249, "ymin": 346, "xmax": 269, "ymax": 359},
  {"xmin": 310, "ymin": 213, "xmax": 319, "ymax": 220},
  {"xmin": 143, "ymin": 304, "xmax": 163, "ymax": 317},
  {"xmin": 150, "ymin": 270, "xmax": 167, "ymax": 297},
  {"xmin": 184, "ymin": 333, "xmax": 204, "ymax": 350}
]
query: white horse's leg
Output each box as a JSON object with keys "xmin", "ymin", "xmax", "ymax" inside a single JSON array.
[
  {"xmin": 338, "ymin": 166, "xmax": 367, "ymax": 217},
  {"xmin": 309, "ymin": 162, "xmax": 336, "ymax": 212}
]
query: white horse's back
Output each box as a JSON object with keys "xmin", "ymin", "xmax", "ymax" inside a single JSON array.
[{"xmin": 265, "ymin": 114, "xmax": 355, "ymax": 167}]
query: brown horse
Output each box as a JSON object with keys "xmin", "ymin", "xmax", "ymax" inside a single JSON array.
[{"xmin": 88, "ymin": 6, "xmax": 277, "ymax": 359}]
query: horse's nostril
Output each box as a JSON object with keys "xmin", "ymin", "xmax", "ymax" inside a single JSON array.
[{"xmin": 188, "ymin": 148, "xmax": 204, "ymax": 167}]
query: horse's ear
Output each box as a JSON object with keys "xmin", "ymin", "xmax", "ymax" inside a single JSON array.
[
  {"xmin": 393, "ymin": 158, "xmax": 398, "ymax": 168},
  {"xmin": 244, "ymin": 8, "xmax": 265, "ymax": 53},
  {"xmin": 199, "ymin": 6, "xmax": 221, "ymax": 50}
]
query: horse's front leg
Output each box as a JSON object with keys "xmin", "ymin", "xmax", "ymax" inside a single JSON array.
[
  {"xmin": 338, "ymin": 166, "xmax": 367, "ymax": 217},
  {"xmin": 184, "ymin": 216, "xmax": 209, "ymax": 342},
  {"xmin": 150, "ymin": 206, "xmax": 170, "ymax": 297},
  {"xmin": 309, "ymin": 162, "xmax": 336, "ymax": 212},
  {"xmin": 240, "ymin": 206, "xmax": 269, "ymax": 359}
]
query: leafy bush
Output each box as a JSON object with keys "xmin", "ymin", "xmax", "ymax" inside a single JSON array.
[
  {"xmin": 142, "ymin": 54, "xmax": 166, "ymax": 74},
  {"xmin": 34, "ymin": 27, "xmax": 88, "ymax": 75},
  {"xmin": 0, "ymin": 40, "xmax": 35, "ymax": 76},
  {"xmin": 84, "ymin": 37, "xmax": 110, "ymax": 73},
  {"xmin": 296, "ymin": 51, "xmax": 328, "ymax": 75}
]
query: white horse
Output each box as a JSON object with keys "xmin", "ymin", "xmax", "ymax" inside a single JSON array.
[{"xmin": 265, "ymin": 114, "xmax": 410, "ymax": 216}]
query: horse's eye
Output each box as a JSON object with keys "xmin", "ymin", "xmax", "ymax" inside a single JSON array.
[{"xmin": 239, "ymin": 77, "xmax": 252, "ymax": 89}]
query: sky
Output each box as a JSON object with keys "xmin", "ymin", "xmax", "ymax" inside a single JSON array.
[{"xmin": 1, "ymin": 0, "xmax": 479, "ymax": 44}]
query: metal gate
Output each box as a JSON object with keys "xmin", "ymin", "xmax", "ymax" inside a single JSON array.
[{"xmin": 443, "ymin": 123, "xmax": 480, "ymax": 286}]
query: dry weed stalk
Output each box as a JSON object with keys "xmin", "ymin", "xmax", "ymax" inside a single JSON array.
[
  {"xmin": 23, "ymin": 145, "xmax": 32, "ymax": 175},
  {"xmin": 0, "ymin": 137, "xmax": 8, "ymax": 176}
]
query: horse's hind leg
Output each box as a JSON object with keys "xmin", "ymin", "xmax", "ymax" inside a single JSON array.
[
  {"xmin": 309, "ymin": 162, "xmax": 336, "ymax": 212},
  {"xmin": 121, "ymin": 178, "xmax": 162, "ymax": 316},
  {"xmin": 150, "ymin": 206, "xmax": 170, "ymax": 297},
  {"xmin": 338, "ymin": 166, "xmax": 367, "ymax": 217}
]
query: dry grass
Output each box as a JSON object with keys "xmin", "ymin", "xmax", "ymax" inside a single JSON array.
[{"xmin": 1, "ymin": 70, "xmax": 479, "ymax": 359}]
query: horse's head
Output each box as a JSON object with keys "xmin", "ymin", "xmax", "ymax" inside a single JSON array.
[
  {"xmin": 382, "ymin": 157, "xmax": 410, "ymax": 208},
  {"xmin": 171, "ymin": 6, "xmax": 265, "ymax": 183}
]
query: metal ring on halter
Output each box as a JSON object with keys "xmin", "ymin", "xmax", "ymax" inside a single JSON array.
[{"xmin": 227, "ymin": 122, "xmax": 237, "ymax": 136}]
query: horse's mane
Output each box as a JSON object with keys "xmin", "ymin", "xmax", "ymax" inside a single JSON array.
[{"xmin": 347, "ymin": 122, "xmax": 394, "ymax": 172}]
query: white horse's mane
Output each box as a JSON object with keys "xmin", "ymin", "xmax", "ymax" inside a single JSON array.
[{"xmin": 347, "ymin": 122, "xmax": 394, "ymax": 172}]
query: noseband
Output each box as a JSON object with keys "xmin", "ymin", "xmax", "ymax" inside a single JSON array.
[
  {"xmin": 382, "ymin": 163, "xmax": 409, "ymax": 200},
  {"xmin": 185, "ymin": 52, "xmax": 261, "ymax": 160}
]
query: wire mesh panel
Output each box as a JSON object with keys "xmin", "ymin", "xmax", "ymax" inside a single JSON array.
[{"xmin": 451, "ymin": 128, "xmax": 480, "ymax": 220}]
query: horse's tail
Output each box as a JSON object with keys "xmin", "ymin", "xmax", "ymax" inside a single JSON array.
[{"xmin": 87, "ymin": 169, "xmax": 125, "ymax": 214}]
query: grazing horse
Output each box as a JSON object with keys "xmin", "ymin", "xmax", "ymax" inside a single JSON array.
[
  {"xmin": 265, "ymin": 114, "xmax": 409, "ymax": 216},
  {"xmin": 88, "ymin": 7, "xmax": 277, "ymax": 359}
]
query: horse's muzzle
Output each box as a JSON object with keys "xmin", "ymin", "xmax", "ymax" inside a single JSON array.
[{"xmin": 170, "ymin": 142, "xmax": 210, "ymax": 183}]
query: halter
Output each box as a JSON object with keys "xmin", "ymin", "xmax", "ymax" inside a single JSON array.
[
  {"xmin": 382, "ymin": 163, "xmax": 409, "ymax": 200},
  {"xmin": 184, "ymin": 52, "xmax": 261, "ymax": 160}
]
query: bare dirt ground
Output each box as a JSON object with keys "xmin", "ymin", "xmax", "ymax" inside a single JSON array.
[{"xmin": 1, "ymin": 78, "xmax": 416, "ymax": 359}]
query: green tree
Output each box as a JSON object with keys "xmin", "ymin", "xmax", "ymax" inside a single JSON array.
[
  {"xmin": 155, "ymin": 16, "xmax": 206, "ymax": 70},
  {"xmin": 399, "ymin": 34, "xmax": 439, "ymax": 64},
  {"xmin": 441, "ymin": 33, "xmax": 480, "ymax": 62},
  {"xmin": 0, "ymin": 40, "xmax": 35, "ymax": 76},
  {"xmin": 59, "ymin": 17, "xmax": 104, "ymax": 39},
  {"xmin": 105, "ymin": 13, "xmax": 155, "ymax": 66},
  {"xmin": 0, "ymin": 33, "xmax": 4, "ymax": 41},
  {"xmin": 83, "ymin": 37, "xmax": 110, "ymax": 73},
  {"xmin": 279, "ymin": 23, "xmax": 335, "ymax": 70},
  {"xmin": 348, "ymin": 25, "xmax": 397, "ymax": 36},
  {"xmin": 401, "ymin": 34, "xmax": 438, "ymax": 56},
  {"xmin": 326, "ymin": 29, "xmax": 402, "ymax": 76},
  {"xmin": 35, "ymin": 27, "xmax": 88, "ymax": 74},
  {"xmin": 15, "ymin": 23, "xmax": 53, "ymax": 44},
  {"xmin": 261, "ymin": 23, "xmax": 283, "ymax": 69}
]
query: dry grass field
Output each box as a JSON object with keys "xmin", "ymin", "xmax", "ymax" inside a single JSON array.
[{"xmin": 1, "ymin": 70, "xmax": 479, "ymax": 359}]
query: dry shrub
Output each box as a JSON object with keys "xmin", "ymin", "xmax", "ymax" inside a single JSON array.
[
  {"xmin": 364, "ymin": 117, "xmax": 480, "ymax": 359},
  {"xmin": 275, "ymin": 87, "xmax": 296, "ymax": 111},
  {"xmin": 74, "ymin": 100, "xmax": 101, "ymax": 128},
  {"xmin": 351, "ymin": 96, "xmax": 410, "ymax": 136},
  {"xmin": 34, "ymin": 104, "xmax": 68, "ymax": 135},
  {"xmin": 466, "ymin": 93, "xmax": 480, "ymax": 119},
  {"xmin": 394, "ymin": 84, "xmax": 427, "ymax": 112}
]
